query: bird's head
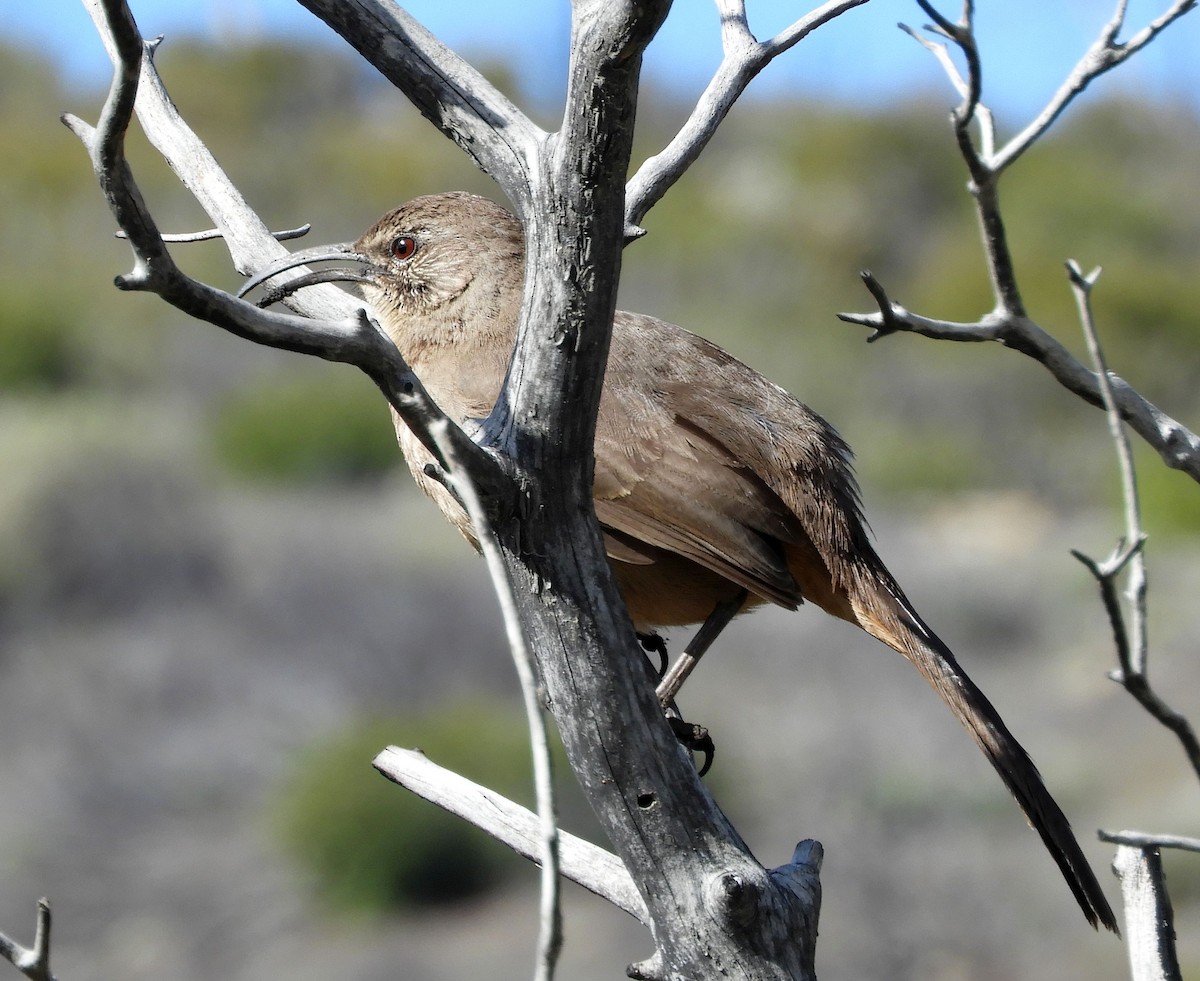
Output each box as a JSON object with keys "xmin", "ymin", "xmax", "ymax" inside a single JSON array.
[{"xmin": 239, "ymin": 191, "xmax": 525, "ymax": 351}]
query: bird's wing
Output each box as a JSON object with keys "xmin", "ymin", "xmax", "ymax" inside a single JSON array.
[{"xmin": 593, "ymin": 313, "xmax": 829, "ymax": 610}]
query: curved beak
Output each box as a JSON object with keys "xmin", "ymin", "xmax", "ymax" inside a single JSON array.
[{"xmin": 237, "ymin": 243, "xmax": 380, "ymax": 307}]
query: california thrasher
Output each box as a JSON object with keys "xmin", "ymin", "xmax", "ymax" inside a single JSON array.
[{"xmin": 241, "ymin": 191, "xmax": 1117, "ymax": 932}]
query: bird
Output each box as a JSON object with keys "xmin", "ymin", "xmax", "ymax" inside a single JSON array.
[{"xmin": 240, "ymin": 190, "xmax": 1118, "ymax": 932}]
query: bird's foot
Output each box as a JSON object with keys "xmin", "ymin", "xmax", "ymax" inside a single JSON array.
[
  {"xmin": 637, "ymin": 633, "xmax": 714, "ymax": 773},
  {"xmin": 666, "ymin": 709, "xmax": 715, "ymax": 776},
  {"xmin": 637, "ymin": 631, "xmax": 669, "ymax": 678}
]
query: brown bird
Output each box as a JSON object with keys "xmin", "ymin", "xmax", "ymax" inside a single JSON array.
[{"xmin": 241, "ymin": 191, "xmax": 1117, "ymax": 932}]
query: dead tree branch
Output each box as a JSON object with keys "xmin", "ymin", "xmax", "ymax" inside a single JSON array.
[
  {"xmin": 1067, "ymin": 262, "xmax": 1195, "ymax": 973},
  {"xmin": 64, "ymin": 1, "xmax": 504, "ymax": 509},
  {"xmin": 995, "ymin": 0, "xmax": 1198, "ymax": 175},
  {"xmin": 1109, "ymin": 845, "xmax": 1184, "ymax": 981},
  {"xmin": 1100, "ymin": 831, "xmax": 1200, "ymax": 854},
  {"xmin": 437, "ymin": 432, "xmax": 564, "ymax": 980},
  {"xmin": 375, "ymin": 746, "xmax": 648, "ymax": 924},
  {"xmin": 839, "ymin": 1, "xmax": 1200, "ymax": 485},
  {"xmin": 63, "ymin": 0, "xmax": 879, "ymax": 975},
  {"xmin": 0, "ymin": 900, "xmax": 54, "ymax": 981},
  {"xmin": 623, "ymin": 0, "xmax": 871, "ymax": 237},
  {"xmin": 292, "ymin": 0, "xmax": 543, "ymax": 218},
  {"xmin": 1065, "ymin": 262, "xmax": 1200, "ymax": 783}
]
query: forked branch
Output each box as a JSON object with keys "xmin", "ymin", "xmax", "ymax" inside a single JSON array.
[
  {"xmin": 63, "ymin": 0, "xmax": 848, "ymax": 975},
  {"xmin": 624, "ymin": 0, "xmax": 871, "ymax": 237},
  {"xmin": 65, "ymin": 0, "xmax": 503, "ymax": 505},
  {"xmin": 293, "ymin": 0, "xmax": 544, "ymax": 217},
  {"xmin": 840, "ymin": 1, "xmax": 1200, "ymax": 484},
  {"xmin": 0, "ymin": 900, "xmax": 54, "ymax": 981},
  {"xmin": 1065, "ymin": 261, "xmax": 1200, "ymax": 782}
]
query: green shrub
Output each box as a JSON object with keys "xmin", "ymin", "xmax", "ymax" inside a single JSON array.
[
  {"xmin": 274, "ymin": 703, "xmax": 563, "ymax": 914},
  {"xmin": 0, "ymin": 289, "xmax": 79, "ymax": 390},
  {"xmin": 212, "ymin": 371, "xmax": 400, "ymax": 483}
]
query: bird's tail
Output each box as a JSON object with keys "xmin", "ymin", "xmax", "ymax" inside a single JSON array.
[{"xmin": 851, "ymin": 573, "xmax": 1118, "ymax": 933}]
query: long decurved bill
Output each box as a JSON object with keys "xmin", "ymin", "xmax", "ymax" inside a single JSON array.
[{"xmin": 237, "ymin": 243, "xmax": 379, "ymax": 307}]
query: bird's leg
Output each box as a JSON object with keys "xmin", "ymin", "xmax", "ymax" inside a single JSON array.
[
  {"xmin": 656, "ymin": 588, "xmax": 748, "ymax": 706},
  {"xmin": 632, "ymin": 631, "xmax": 717, "ymax": 773},
  {"xmin": 637, "ymin": 631, "xmax": 669, "ymax": 677}
]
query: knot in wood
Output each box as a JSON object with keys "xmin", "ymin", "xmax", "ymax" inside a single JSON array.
[{"xmin": 708, "ymin": 870, "xmax": 762, "ymax": 930}]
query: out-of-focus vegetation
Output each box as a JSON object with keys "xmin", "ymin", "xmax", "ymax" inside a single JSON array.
[
  {"xmin": 212, "ymin": 369, "xmax": 399, "ymax": 483},
  {"xmin": 4, "ymin": 37, "xmax": 1196, "ymax": 522},
  {"xmin": 275, "ymin": 704, "xmax": 580, "ymax": 913},
  {"xmin": 2, "ymin": 28, "xmax": 1197, "ymax": 978},
  {"xmin": 0, "ymin": 286, "xmax": 83, "ymax": 390}
]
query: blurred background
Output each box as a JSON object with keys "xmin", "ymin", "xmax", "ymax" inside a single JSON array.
[{"xmin": 1, "ymin": 2, "xmax": 1198, "ymax": 979}]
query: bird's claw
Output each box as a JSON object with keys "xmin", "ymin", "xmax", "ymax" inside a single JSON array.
[
  {"xmin": 667, "ymin": 713, "xmax": 715, "ymax": 776},
  {"xmin": 637, "ymin": 632, "xmax": 669, "ymax": 677}
]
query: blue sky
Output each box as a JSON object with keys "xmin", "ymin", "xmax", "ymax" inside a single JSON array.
[{"xmin": 10, "ymin": 1, "xmax": 1199, "ymax": 124}]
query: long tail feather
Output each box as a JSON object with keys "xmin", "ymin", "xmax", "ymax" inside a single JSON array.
[{"xmin": 854, "ymin": 580, "xmax": 1118, "ymax": 933}]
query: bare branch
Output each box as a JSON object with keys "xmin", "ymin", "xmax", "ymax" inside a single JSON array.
[
  {"xmin": 1100, "ymin": 830, "xmax": 1200, "ymax": 854},
  {"xmin": 914, "ymin": 0, "xmax": 981, "ymax": 129},
  {"xmin": 1066, "ymin": 261, "xmax": 1200, "ymax": 783},
  {"xmin": 902, "ymin": 5, "xmax": 1023, "ymax": 313},
  {"xmin": 0, "ymin": 900, "xmax": 54, "ymax": 981},
  {"xmin": 838, "ymin": 281, "xmax": 1200, "ymax": 485},
  {"xmin": 898, "ymin": 15, "xmax": 997, "ymax": 158},
  {"xmin": 994, "ymin": 0, "xmax": 1198, "ymax": 174},
  {"xmin": 624, "ymin": 0, "xmax": 870, "ymax": 236},
  {"xmin": 74, "ymin": 3, "xmax": 333, "ymax": 314},
  {"xmin": 1109, "ymin": 845, "xmax": 1184, "ymax": 981},
  {"xmin": 77, "ymin": 2, "xmax": 329, "ymax": 293},
  {"xmin": 436, "ymin": 429, "xmax": 563, "ymax": 981},
  {"xmin": 293, "ymin": 0, "xmax": 544, "ymax": 217},
  {"xmin": 374, "ymin": 747, "xmax": 649, "ymax": 925},
  {"xmin": 898, "ymin": 0, "xmax": 1197, "ymax": 332},
  {"xmin": 67, "ymin": 0, "xmax": 507, "ymax": 512},
  {"xmin": 1070, "ymin": 538, "xmax": 1145, "ymax": 676},
  {"xmin": 1068, "ymin": 259, "xmax": 1147, "ymax": 668},
  {"xmin": 115, "ymin": 224, "xmax": 311, "ymax": 244},
  {"xmin": 899, "ymin": 22, "xmax": 968, "ymax": 97}
]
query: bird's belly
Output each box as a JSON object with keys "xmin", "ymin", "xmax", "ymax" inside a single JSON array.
[{"xmin": 610, "ymin": 550, "xmax": 766, "ymax": 631}]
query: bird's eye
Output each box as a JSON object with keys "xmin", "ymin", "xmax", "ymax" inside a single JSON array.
[{"xmin": 390, "ymin": 236, "xmax": 418, "ymax": 261}]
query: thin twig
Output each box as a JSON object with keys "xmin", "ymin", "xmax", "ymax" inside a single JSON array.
[
  {"xmin": 115, "ymin": 224, "xmax": 311, "ymax": 244},
  {"xmin": 869, "ymin": 2, "xmax": 1200, "ymax": 482},
  {"xmin": 68, "ymin": 0, "xmax": 502, "ymax": 501},
  {"xmin": 1100, "ymin": 830, "xmax": 1200, "ymax": 853},
  {"xmin": 1068, "ymin": 260, "xmax": 1147, "ymax": 667},
  {"xmin": 902, "ymin": 2, "xmax": 1023, "ymax": 315},
  {"xmin": 1067, "ymin": 261, "xmax": 1200, "ymax": 783},
  {"xmin": 1070, "ymin": 539, "xmax": 1144, "ymax": 677},
  {"xmin": 915, "ymin": 0, "xmax": 981, "ymax": 129},
  {"xmin": 838, "ymin": 282, "xmax": 1200, "ymax": 485},
  {"xmin": 435, "ymin": 426, "xmax": 563, "ymax": 981},
  {"xmin": 993, "ymin": 0, "xmax": 1198, "ymax": 175},
  {"xmin": 623, "ymin": 0, "xmax": 869, "ymax": 236},
  {"xmin": 898, "ymin": 13, "xmax": 997, "ymax": 158}
]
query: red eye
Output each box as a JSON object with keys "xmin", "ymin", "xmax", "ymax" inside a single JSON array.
[{"xmin": 390, "ymin": 236, "xmax": 417, "ymax": 260}]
